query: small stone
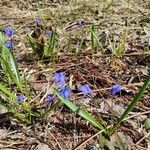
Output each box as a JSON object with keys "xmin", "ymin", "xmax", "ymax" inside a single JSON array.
[
  {"xmin": 145, "ymin": 118, "xmax": 150, "ymax": 130},
  {"xmin": 35, "ymin": 143, "xmax": 51, "ymax": 150}
]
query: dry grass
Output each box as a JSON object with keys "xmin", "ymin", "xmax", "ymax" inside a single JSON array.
[{"xmin": 0, "ymin": 0, "xmax": 150, "ymax": 149}]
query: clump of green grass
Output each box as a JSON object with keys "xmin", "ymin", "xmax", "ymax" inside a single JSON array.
[
  {"xmin": 28, "ymin": 17, "xmax": 58, "ymax": 61},
  {"xmin": 108, "ymin": 26, "xmax": 128, "ymax": 58},
  {"xmin": 0, "ymin": 28, "xmax": 22, "ymax": 91},
  {"xmin": 90, "ymin": 25, "xmax": 103, "ymax": 53},
  {"xmin": 0, "ymin": 25, "xmax": 59, "ymax": 123}
]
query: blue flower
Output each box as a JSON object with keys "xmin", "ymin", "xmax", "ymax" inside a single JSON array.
[
  {"xmin": 47, "ymin": 94, "xmax": 56, "ymax": 105},
  {"xmin": 45, "ymin": 30, "xmax": 52, "ymax": 37},
  {"xmin": 35, "ymin": 17, "xmax": 42, "ymax": 26},
  {"xmin": 84, "ymin": 84, "xmax": 93, "ymax": 95},
  {"xmin": 53, "ymin": 72, "xmax": 65, "ymax": 87},
  {"xmin": 17, "ymin": 95, "xmax": 25, "ymax": 102},
  {"xmin": 3, "ymin": 26, "xmax": 15, "ymax": 37},
  {"xmin": 111, "ymin": 84, "xmax": 121, "ymax": 96},
  {"xmin": 59, "ymin": 87, "xmax": 71, "ymax": 99},
  {"xmin": 78, "ymin": 84, "xmax": 93, "ymax": 97},
  {"xmin": 4, "ymin": 40, "xmax": 14, "ymax": 49}
]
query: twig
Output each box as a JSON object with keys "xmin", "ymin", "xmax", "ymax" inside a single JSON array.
[
  {"xmin": 124, "ymin": 110, "xmax": 150, "ymax": 121},
  {"xmin": 136, "ymin": 132, "xmax": 150, "ymax": 145},
  {"xmin": 21, "ymin": 128, "xmax": 54, "ymax": 149},
  {"xmin": 93, "ymin": 51, "xmax": 150, "ymax": 57},
  {"xmin": 72, "ymin": 125, "xmax": 112, "ymax": 150},
  {"xmin": 48, "ymin": 131, "xmax": 63, "ymax": 150}
]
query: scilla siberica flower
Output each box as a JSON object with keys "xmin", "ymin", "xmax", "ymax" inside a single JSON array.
[
  {"xmin": 45, "ymin": 30, "xmax": 52, "ymax": 37},
  {"xmin": 59, "ymin": 87, "xmax": 71, "ymax": 99},
  {"xmin": 47, "ymin": 94, "xmax": 56, "ymax": 105},
  {"xmin": 53, "ymin": 72, "xmax": 65, "ymax": 87},
  {"xmin": 35, "ymin": 17, "xmax": 42, "ymax": 26},
  {"xmin": 78, "ymin": 84, "xmax": 93, "ymax": 97},
  {"xmin": 111, "ymin": 84, "xmax": 121, "ymax": 96},
  {"xmin": 3, "ymin": 26, "xmax": 15, "ymax": 37},
  {"xmin": 17, "ymin": 95, "xmax": 25, "ymax": 102},
  {"xmin": 5, "ymin": 40, "xmax": 14, "ymax": 49}
]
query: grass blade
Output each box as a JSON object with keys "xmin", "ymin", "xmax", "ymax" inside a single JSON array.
[
  {"xmin": 110, "ymin": 75, "xmax": 150, "ymax": 135},
  {"xmin": 41, "ymin": 100, "xmax": 61, "ymax": 117},
  {"xmin": 9, "ymin": 50, "xmax": 22, "ymax": 91},
  {"xmin": 0, "ymin": 83, "xmax": 16, "ymax": 99},
  {"xmin": 55, "ymin": 90, "xmax": 107, "ymax": 133},
  {"xmin": 0, "ymin": 56, "xmax": 21, "ymax": 90}
]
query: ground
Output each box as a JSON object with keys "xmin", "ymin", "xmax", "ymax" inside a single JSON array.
[{"xmin": 0, "ymin": 0, "xmax": 150, "ymax": 150}]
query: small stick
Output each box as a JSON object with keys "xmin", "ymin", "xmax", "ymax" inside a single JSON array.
[
  {"xmin": 72, "ymin": 125, "xmax": 112, "ymax": 150},
  {"xmin": 136, "ymin": 132, "xmax": 150, "ymax": 145}
]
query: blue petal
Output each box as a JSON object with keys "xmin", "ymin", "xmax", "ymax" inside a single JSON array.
[
  {"xmin": 3, "ymin": 26, "xmax": 15, "ymax": 37},
  {"xmin": 45, "ymin": 30, "xmax": 52, "ymax": 37},
  {"xmin": 47, "ymin": 94, "xmax": 55, "ymax": 105},
  {"xmin": 111, "ymin": 84, "xmax": 121, "ymax": 96},
  {"xmin": 111, "ymin": 89, "xmax": 117, "ymax": 96},
  {"xmin": 59, "ymin": 87, "xmax": 71, "ymax": 99},
  {"xmin": 35, "ymin": 17, "xmax": 42, "ymax": 26},
  {"xmin": 59, "ymin": 72, "xmax": 65, "ymax": 87},
  {"xmin": 5, "ymin": 40, "xmax": 14, "ymax": 49},
  {"xmin": 63, "ymin": 88, "xmax": 71, "ymax": 99},
  {"xmin": 17, "ymin": 95, "xmax": 25, "ymax": 102},
  {"xmin": 79, "ymin": 85, "xmax": 88, "ymax": 97},
  {"xmin": 53, "ymin": 73, "xmax": 60, "ymax": 83},
  {"xmin": 85, "ymin": 84, "xmax": 93, "ymax": 95}
]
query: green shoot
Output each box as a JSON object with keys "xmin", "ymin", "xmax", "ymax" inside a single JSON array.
[
  {"xmin": 0, "ymin": 32, "xmax": 22, "ymax": 91},
  {"xmin": 109, "ymin": 26, "xmax": 128, "ymax": 58},
  {"xmin": 55, "ymin": 90, "xmax": 108, "ymax": 134},
  {"xmin": 75, "ymin": 36, "xmax": 84, "ymax": 56},
  {"xmin": 110, "ymin": 75, "xmax": 150, "ymax": 135},
  {"xmin": 90, "ymin": 26, "xmax": 103, "ymax": 52}
]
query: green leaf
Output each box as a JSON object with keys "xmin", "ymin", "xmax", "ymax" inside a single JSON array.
[
  {"xmin": 99, "ymin": 133, "xmax": 115, "ymax": 150},
  {"xmin": 0, "ymin": 56, "xmax": 22, "ymax": 90},
  {"xmin": 29, "ymin": 36, "xmax": 44, "ymax": 58},
  {"xmin": 41, "ymin": 99, "xmax": 61, "ymax": 117},
  {"xmin": 44, "ymin": 32, "xmax": 57, "ymax": 57},
  {"xmin": 9, "ymin": 51, "xmax": 22, "ymax": 91},
  {"xmin": 0, "ymin": 83, "xmax": 16, "ymax": 99},
  {"xmin": 76, "ymin": 37, "xmax": 83, "ymax": 56},
  {"xmin": 90, "ymin": 26, "xmax": 103, "ymax": 51},
  {"xmin": 114, "ymin": 132, "xmax": 126, "ymax": 150},
  {"xmin": 28, "ymin": 36, "xmax": 37, "ymax": 53},
  {"xmin": 110, "ymin": 75, "xmax": 150, "ymax": 134},
  {"xmin": 55, "ymin": 90, "xmax": 107, "ymax": 133}
]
